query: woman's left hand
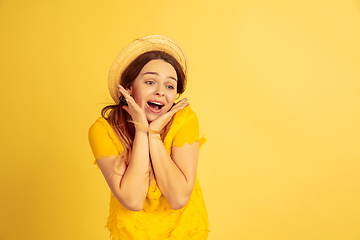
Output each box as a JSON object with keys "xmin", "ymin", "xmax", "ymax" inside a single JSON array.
[{"xmin": 149, "ymin": 98, "xmax": 189, "ymax": 132}]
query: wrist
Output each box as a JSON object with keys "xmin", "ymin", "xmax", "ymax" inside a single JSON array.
[
  {"xmin": 133, "ymin": 121, "xmax": 149, "ymax": 133},
  {"xmin": 135, "ymin": 128, "xmax": 148, "ymax": 136},
  {"xmin": 149, "ymin": 132, "xmax": 161, "ymax": 141}
]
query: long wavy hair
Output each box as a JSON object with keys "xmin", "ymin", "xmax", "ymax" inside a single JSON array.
[{"xmin": 101, "ymin": 51, "xmax": 186, "ymax": 181}]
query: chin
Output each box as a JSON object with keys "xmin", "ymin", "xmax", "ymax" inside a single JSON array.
[
  {"xmin": 146, "ymin": 115, "xmax": 159, "ymax": 123},
  {"xmin": 145, "ymin": 106, "xmax": 171, "ymax": 123}
]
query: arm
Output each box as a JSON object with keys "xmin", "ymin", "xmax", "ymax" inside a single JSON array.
[
  {"xmin": 148, "ymin": 102, "xmax": 201, "ymax": 209},
  {"xmin": 95, "ymin": 128, "xmax": 150, "ymax": 211},
  {"xmin": 91, "ymin": 84, "xmax": 152, "ymax": 211},
  {"xmin": 149, "ymin": 134, "xmax": 199, "ymax": 210}
]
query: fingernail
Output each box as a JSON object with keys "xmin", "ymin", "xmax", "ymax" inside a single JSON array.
[{"xmin": 185, "ymin": 98, "xmax": 188, "ymax": 102}]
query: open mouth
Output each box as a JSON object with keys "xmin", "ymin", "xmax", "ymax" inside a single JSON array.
[{"xmin": 147, "ymin": 101, "xmax": 164, "ymax": 111}]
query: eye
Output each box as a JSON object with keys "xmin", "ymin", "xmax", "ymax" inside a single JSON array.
[
  {"xmin": 145, "ymin": 80, "xmax": 155, "ymax": 85},
  {"xmin": 166, "ymin": 85, "xmax": 175, "ymax": 90}
]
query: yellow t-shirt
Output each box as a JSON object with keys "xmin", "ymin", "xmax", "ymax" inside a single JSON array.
[{"xmin": 88, "ymin": 106, "xmax": 209, "ymax": 240}]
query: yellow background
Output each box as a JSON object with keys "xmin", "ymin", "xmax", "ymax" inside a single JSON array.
[{"xmin": 1, "ymin": 0, "xmax": 359, "ymax": 239}]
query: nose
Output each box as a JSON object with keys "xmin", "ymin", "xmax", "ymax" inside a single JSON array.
[{"xmin": 155, "ymin": 86, "xmax": 165, "ymax": 96}]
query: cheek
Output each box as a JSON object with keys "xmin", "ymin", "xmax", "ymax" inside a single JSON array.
[
  {"xmin": 132, "ymin": 90, "xmax": 144, "ymax": 106},
  {"xmin": 166, "ymin": 92, "xmax": 177, "ymax": 103}
]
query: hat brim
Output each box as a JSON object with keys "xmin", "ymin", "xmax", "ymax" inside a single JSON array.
[{"xmin": 108, "ymin": 35, "xmax": 188, "ymax": 104}]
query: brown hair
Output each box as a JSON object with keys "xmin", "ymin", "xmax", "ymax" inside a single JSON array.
[{"xmin": 101, "ymin": 51, "xmax": 187, "ymax": 177}]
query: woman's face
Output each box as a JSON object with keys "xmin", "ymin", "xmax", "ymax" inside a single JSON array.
[{"xmin": 129, "ymin": 59, "xmax": 178, "ymax": 122}]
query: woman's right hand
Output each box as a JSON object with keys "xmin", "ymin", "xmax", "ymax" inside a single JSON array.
[{"xmin": 117, "ymin": 84, "xmax": 148, "ymax": 130}]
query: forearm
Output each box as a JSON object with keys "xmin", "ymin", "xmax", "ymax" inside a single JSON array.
[
  {"xmin": 118, "ymin": 129, "xmax": 150, "ymax": 210},
  {"xmin": 149, "ymin": 134, "xmax": 194, "ymax": 209}
]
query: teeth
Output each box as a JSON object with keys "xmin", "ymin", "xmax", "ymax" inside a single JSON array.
[{"xmin": 149, "ymin": 101, "xmax": 163, "ymax": 106}]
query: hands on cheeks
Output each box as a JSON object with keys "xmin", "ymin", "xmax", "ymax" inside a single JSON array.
[
  {"xmin": 149, "ymin": 98, "xmax": 189, "ymax": 132},
  {"xmin": 117, "ymin": 84, "xmax": 148, "ymax": 130},
  {"xmin": 116, "ymin": 84, "xmax": 189, "ymax": 133}
]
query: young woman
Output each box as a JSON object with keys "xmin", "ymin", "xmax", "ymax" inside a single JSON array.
[{"xmin": 89, "ymin": 35, "xmax": 209, "ymax": 239}]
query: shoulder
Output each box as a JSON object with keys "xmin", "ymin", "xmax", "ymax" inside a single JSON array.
[
  {"xmin": 172, "ymin": 105, "xmax": 207, "ymax": 149},
  {"xmin": 173, "ymin": 105, "xmax": 197, "ymax": 126},
  {"xmin": 88, "ymin": 117, "xmax": 117, "ymax": 144},
  {"xmin": 89, "ymin": 117, "xmax": 115, "ymax": 136},
  {"xmin": 164, "ymin": 105, "xmax": 199, "ymax": 146},
  {"xmin": 90, "ymin": 117, "xmax": 110, "ymax": 130},
  {"xmin": 88, "ymin": 117, "xmax": 123, "ymax": 160}
]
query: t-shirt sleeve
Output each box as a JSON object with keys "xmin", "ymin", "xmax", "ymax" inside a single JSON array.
[
  {"xmin": 88, "ymin": 119, "xmax": 121, "ymax": 162},
  {"xmin": 172, "ymin": 114, "xmax": 207, "ymax": 149}
]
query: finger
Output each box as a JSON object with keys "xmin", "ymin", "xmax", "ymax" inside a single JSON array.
[
  {"xmin": 171, "ymin": 99, "xmax": 189, "ymax": 112},
  {"xmin": 149, "ymin": 101, "xmax": 188, "ymax": 131},
  {"xmin": 172, "ymin": 100, "xmax": 188, "ymax": 111},
  {"xmin": 175, "ymin": 98, "xmax": 188, "ymax": 106},
  {"xmin": 168, "ymin": 98, "xmax": 186, "ymax": 111},
  {"xmin": 166, "ymin": 102, "xmax": 189, "ymax": 117},
  {"xmin": 116, "ymin": 84, "xmax": 128, "ymax": 96},
  {"xmin": 121, "ymin": 94, "xmax": 144, "ymax": 116},
  {"xmin": 124, "ymin": 97, "xmax": 141, "ymax": 111},
  {"xmin": 117, "ymin": 84, "xmax": 133, "ymax": 100},
  {"xmin": 121, "ymin": 105, "xmax": 130, "ymax": 114}
]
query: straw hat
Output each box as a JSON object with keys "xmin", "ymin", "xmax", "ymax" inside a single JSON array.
[{"xmin": 108, "ymin": 35, "xmax": 188, "ymax": 104}]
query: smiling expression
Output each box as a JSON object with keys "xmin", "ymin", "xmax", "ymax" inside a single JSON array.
[{"xmin": 129, "ymin": 59, "xmax": 178, "ymax": 122}]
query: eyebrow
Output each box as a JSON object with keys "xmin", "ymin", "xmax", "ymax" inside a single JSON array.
[{"xmin": 143, "ymin": 72, "xmax": 177, "ymax": 82}]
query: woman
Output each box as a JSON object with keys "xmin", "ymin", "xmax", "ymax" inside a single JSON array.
[{"xmin": 89, "ymin": 35, "xmax": 209, "ymax": 239}]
